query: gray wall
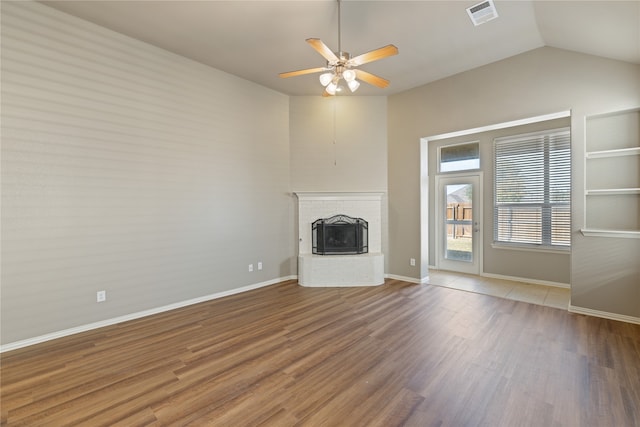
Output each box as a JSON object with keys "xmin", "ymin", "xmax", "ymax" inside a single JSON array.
[
  {"xmin": 1, "ymin": 2, "xmax": 293, "ymax": 345},
  {"xmin": 427, "ymin": 117, "xmax": 571, "ymax": 284},
  {"xmin": 388, "ymin": 46, "xmax": 640, "ymax": 317},
  {"xmin": 290, "ymin": 96, "xmax": 388, "ymax": 193}
]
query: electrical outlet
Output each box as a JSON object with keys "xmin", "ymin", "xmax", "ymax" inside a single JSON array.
[
  {"xmin": 410, "ymin": 258, "xmax": 416, "ymax": 267},
  {"xmin": 257, "ymin": 262, "xmax": 263, "ymax": 271},
  {"xmin": 248, "ymin": 264, "xmax": 254, "ymax": 272},
  {"xmin": 97, "ymin": 290, "xmax": 106, "ymax": 302}
]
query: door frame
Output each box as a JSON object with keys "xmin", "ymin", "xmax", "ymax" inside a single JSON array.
[{"xmin": 434, "ymin": 171, "xmax": 483, "ymax": 275}]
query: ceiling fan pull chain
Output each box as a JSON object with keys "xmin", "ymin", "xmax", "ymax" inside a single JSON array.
[{"xmin": 333, "ymin": 96, "xmax": 337, "ymax": 166}]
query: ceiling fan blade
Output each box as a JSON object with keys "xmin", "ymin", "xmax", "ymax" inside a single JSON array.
[
  {"xmin": 306, "ymin": 38, "xmax": 339, "ymax": 63},
  {"xmin": 355, "ymin": 70, "xmax": 390, "ymax": 88},
  {"xmin": 349, "ymin": 44, "xmax": 398, "ymax": 67},
  {"xmin": 279, "ymin": 67, "xmax": 328, "ymax": 78}
]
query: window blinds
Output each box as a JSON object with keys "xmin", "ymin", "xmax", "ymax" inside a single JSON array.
[{"xmin": 494, "ymin": 128, "xmax": 571, "ymax": 248}]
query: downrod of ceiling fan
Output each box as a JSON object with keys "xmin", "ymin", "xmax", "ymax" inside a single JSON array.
[{"xmin": 337, "ymin": 0, "xmax": 342, "ymax": 53}]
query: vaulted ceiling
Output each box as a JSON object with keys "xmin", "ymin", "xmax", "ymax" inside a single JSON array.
[{"xmin": 41, "ymin": 1, "xmax": 640, "ymax": 96}]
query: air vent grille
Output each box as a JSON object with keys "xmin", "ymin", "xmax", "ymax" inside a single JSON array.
[{"xmin": 466, "ymin": 0, "xmax": 498, "ymax": 26}]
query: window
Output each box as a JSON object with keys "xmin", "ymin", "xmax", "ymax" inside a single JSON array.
[
  {"xmin": 494, "ymin": 128, "xmax": 570, "ymax": 249},
  {"xmin": 439, "ymin": 142, "xmax": 480, "ymax": 172}
]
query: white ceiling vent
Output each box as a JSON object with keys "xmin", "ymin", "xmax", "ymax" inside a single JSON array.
[{"xmin": 466, "ymin": 0, "xmax": 498, "ymax": 26}]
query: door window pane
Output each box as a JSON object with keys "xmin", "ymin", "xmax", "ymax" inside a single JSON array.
[{"xmin": 445, "ymin": 184, "xmax": 473, "ymax": 262}]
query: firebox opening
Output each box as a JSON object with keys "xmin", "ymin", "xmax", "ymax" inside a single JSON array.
[{"xmin": 312, "ymin": 214, "xmax": 368, "ymax": 255}]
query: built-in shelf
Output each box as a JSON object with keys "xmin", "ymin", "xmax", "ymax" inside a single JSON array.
[
  {"xmin": 586, "ymin": 147, "xmax": 640, "ymax": 159},
  {"xmin": 585, "ymin": 188, "xmax": 640, "ymax": 196},
  {"xmin": 580, "ymin": 229, "xmax": 640, "ymax": 239},
  {"xmin": 583, "ymin": 109, "xmax": 639, "ymax": 237}
]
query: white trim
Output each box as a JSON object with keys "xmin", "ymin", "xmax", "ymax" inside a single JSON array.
[
  {"xmin": 480, "ymin": 272, "xmax": 570, "ymax": 289},
  {"xmin": 586, "ymin": 147, "xmax": 640, "ymax": 159},
  {"xmin": 569, "ymin": 304, "xmax": 640, "ymax": 325},
  {"xmin": 294, "ymin": 192, "xmax": 384, "ymax": 202},
  {"xmin": 434, "ymin": 172, "xmax": 483, "ymax": 275},
  {"xmin": 586, "ymin": 106, "xmax": 640, "ymax": 120},
  {"xmin": 579, "ymin": 228, "xmax": 640, "ymax": 239},
  {"xmin": 385, "ymin": 274, "xmax": 429, "ymax": 284},
  {"xmin": 425, "ymin": 111, "xmax": 571, "ymax": 142},
  {"xmin": 491, "ymin": 243, "xmax": 570, "ymax": 255},
  {"xmin": 585, "ymin": 188, "xmax": 640, "ymax": 196},
  {"xmin": 0, "ymin": 276, "xmax": 297, "ymax": 353},
  {"xmin": 420, "ymin": 141, "xmax": 431, "ymax": 286}
]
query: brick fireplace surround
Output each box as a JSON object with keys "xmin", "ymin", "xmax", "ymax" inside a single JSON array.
[{"xmin": 295, "ymin": 192, "xmax": 384, "ymax": 287}]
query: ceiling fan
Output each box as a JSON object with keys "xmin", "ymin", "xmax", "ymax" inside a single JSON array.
[{"xmin": 279, "ymin": 0, "xmax": 398, "ymax": 97}]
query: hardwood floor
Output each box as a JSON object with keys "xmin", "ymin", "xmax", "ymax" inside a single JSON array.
[{"xmin": 2, "ymin": 278, "xmax": 639, "ymax": 426}]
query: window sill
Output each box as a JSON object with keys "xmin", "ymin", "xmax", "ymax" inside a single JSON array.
[{"xmin": 491, "ymin": 243, "xmax": 571, "ymax": 255}]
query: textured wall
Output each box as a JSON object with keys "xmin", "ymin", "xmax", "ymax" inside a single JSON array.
[{"xmin": 1, "ymin": 2, "xmax": 293, "ymax": 345}]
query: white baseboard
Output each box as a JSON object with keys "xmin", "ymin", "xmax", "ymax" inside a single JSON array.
[
  {"xmin": 385, "ymin": 274, "xmax": 429, "ymax": 284},
  {"xmin": 568, "ymin": 304, "xmax": 640, "ymax": 325},
  {"xmin": 6, "ymin": 275, "xmax": 635, "ymax": 352},
  {"xmin": 480, "ymin": 272, "xmax": 570, "ymax": 289},
  {"xmin": 0, "ymin": 276, "xmax": 297, "ymax": 353}
]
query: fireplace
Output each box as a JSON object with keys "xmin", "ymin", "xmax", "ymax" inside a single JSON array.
[
  {"xmin": 312, "ymin": 215, "xmax": 368, "ymax": 255},
  {"xmin": 295, "ymin": 192, "xmax": 384, "ymax": 287}
]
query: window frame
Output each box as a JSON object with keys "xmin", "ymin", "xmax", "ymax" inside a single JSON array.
[
  {"xmin": 438, "ymin": 141, "xmax": 481, "ymax": 173},
  {"xmin": 493, "ymin": 127, "xmax": 571, "ymax": 251}
]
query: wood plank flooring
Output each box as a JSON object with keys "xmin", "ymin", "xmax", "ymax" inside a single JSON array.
[{"xmin": 2, "ymin": 278, "xmax": 639, "ymax": 426}]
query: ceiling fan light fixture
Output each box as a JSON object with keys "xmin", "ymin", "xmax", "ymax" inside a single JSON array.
[
  {"xmin": 319, "ymin": 72, "xmax": 333, "ymax": 86},
  {"xmin": 342, "ymin": 69, "xmax": 356, "ymax": 82},
  {"xmin": 278, "ymin": 0, "xmax": 398, "ymax": 96}
]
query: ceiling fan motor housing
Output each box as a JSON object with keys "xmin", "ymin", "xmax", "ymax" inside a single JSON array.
[{"xmin": 328, "ymin": 51, "xmax": 351, "ymax": 67}]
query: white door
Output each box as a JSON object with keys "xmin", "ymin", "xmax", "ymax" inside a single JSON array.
[{"xmin": 435, "ymin": 173, "xmax": 482, "ymax": 274}]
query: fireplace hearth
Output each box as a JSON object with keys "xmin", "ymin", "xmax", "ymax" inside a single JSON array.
[{"xmin": 312, "ymin": 214, "xmax": 368, "ymax": 255}]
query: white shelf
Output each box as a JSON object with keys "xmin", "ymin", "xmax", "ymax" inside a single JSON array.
[
  {"xmin": 585, "ymin": 188, "xmax": 640, "ymax": 196},
  {"xmin": 580, "ymin": 229, "xmax": 640, "ymax": 239},
  {"xmin": 586, "ymin": 147, "xmax": 640, "ymax": 159},
  {"xmin": 584, "ymin": 109, "xmax": 639, "ymax": 237}
]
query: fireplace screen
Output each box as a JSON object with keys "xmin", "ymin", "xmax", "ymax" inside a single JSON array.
[{"xmin": 312, "ymin": 214, "xmax": 368, "ymax": 255}]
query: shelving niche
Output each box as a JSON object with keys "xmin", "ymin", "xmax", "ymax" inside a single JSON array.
[{"xmin": 582, "ymin": 108, "xmax": 640, "ymax": 238}]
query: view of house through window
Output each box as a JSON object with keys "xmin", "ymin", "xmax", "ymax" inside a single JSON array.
[{"xmin": 494, "ymin": 128, "xmax": 571, "ymax": 248}]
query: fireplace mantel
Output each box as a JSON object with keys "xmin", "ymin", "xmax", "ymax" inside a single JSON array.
[
  {"xmin": 295, "ymin": 191, "xmax": 384, "ymax": 287},
  {"xmin": 295, "ymin": 192, "xmax": 384, "ymax": 201}
]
